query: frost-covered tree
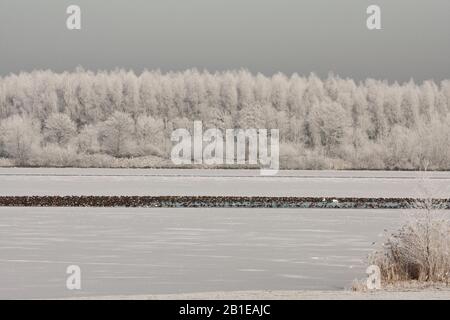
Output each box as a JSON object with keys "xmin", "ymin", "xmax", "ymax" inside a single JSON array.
[
  {"xmin": 237, "ymin": 70, "xmax": 255, "ymax": 110},
  {"xmin": 220, "ymin": 73, "xmax": 238, "ymax": 121},
  {"xmin": 71, "ymin": 124, "xmax": 100, "ymax": 154},
  {"xmin": 135, "ymin": 115, "xmax": 165, "ymax": 155},
  {"xmin": 0, "ymin": 115, "xmax": 41, "ymax": 165},
  {"xmin": 99, "ymin": 111, "xmax": 135, "ymax": 157},
  {"xmin": 308, "ymin": 102, "xmax": 350, "ymax": 153},
  {"xmin": 271, "ymin": 73, "xmax": 289, "ymax": 111},
  {"xmin": 44, "ymin": 113, "xmax": 76, "ymax": 146},
  {"xmin": 238, "ymin": 103, "xmax": 265, "ymax": 129}
]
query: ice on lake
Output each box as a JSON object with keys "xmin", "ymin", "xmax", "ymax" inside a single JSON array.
[{"xmin": 0, "ymin": 207, "xmax": 428, "ymax": 299}]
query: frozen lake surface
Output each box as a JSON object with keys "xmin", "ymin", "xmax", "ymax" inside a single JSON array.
[
  {"xmin": 0, "ymin": 168, "xmax": 449, "ymax": 197},
  {"xmin": 0, "ymin": 207, "xmax": 418, "ymax": 299}
]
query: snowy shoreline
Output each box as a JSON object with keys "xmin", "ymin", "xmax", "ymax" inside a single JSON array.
[{"xmin": 66, "ymin": 289, "xmax": 450, "ymax": 300}]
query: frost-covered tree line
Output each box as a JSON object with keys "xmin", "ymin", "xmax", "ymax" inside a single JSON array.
[{"xmin": 1, "ymin": 68, "xmax": 450, "ymax": 169}]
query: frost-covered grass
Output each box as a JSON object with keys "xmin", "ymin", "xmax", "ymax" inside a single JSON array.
[{"xmin": 369, "ymin": 199, "xmax": 450, "ymax": 286}]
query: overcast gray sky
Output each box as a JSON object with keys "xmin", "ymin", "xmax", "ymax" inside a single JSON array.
[{"xmin": 1, "ymin": 0, "xmax": 449, "ymax": 82}]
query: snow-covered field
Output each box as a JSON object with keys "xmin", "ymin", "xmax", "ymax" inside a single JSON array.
[
  {"xmin": 1, "ymin": 168, "xmax": 449, "ymax": 197},
  {"xmin": 73, "ymin": 289, "xmax": 450, "ymax": 300},
  {"xmin": 0, "ymin": 207, "xmax": 424, "ymax": 299}
]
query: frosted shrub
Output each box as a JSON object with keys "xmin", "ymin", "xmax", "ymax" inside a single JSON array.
[
  {"xmin": 38, "ymin": 144, "xmax": 78, "ymax": 167},
  {"xmin": 370, "ymin": 201, "xmax": 450, "ymax": 284},
  {"xmin": 279, "ymin": 143, "xmax": 301, "ymax": 169},
  {"xmin": 77, "ymin": 153, "xmax": 118, "ymax": 168}
]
